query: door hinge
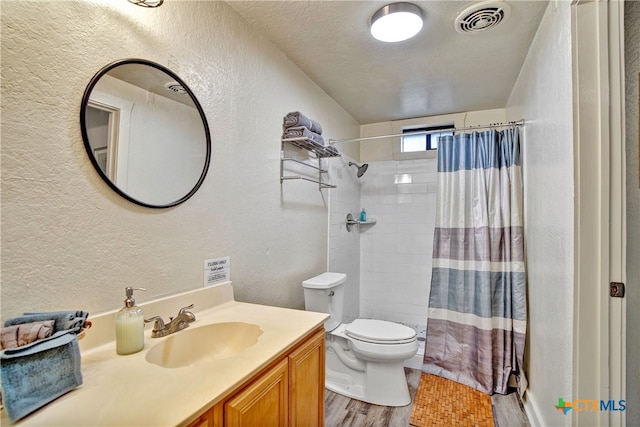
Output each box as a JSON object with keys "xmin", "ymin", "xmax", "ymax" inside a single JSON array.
[{"xmin": 610, "ymin": 282, "xmax": 625, "ymax": 298}]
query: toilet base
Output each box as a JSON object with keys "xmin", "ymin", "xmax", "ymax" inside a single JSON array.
[
  {"xmin": 326, "ymin": 368, "xmax": 366, "ymax": 402},
  {"xmin": 325, "ymin": 338, "xmax": 414, "ymax": 407}
]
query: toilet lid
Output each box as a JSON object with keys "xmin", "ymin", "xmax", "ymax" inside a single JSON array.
[
  {"xmin": 345, "ymin": 319, "xmax": 417, "ymax": 344},
  {"xmin": 302, "ymin": 272, "xmax": 347, "ymax": 289}
]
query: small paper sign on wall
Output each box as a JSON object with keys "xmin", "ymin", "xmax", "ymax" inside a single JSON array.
[{"xmin": 204, "ymin": 257, "xmax": 230, "ymax": 287}]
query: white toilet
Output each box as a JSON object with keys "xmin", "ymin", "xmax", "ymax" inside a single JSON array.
[{"xmin": 302, "ymin": 272, "xmax": 418, "ymax": 407}]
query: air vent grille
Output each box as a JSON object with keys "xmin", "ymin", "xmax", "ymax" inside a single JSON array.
[
  {"xmin": 455, "ymin": 1, "xmax": 511, "ymax": 34},
  {"xmin": 164, "ymin": 82, "xmax": 187, "ymax": 95}
]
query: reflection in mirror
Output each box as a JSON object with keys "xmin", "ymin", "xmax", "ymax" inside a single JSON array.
[{"xmin": 81, "ymin": 59, "xmax": 211, "ymax": 208}]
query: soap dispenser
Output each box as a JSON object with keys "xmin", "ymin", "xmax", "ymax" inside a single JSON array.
[{"xmin": 116, "ymin": 287, "xmax": 146, "ymax": 355}]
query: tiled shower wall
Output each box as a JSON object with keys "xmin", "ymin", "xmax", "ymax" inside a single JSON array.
[
  {"xmin": 327, "ymin": 154, "xmax": 362, "ymax": 323},
  {"xmin": 359, "ymin": 158, "xmax": 437, "ymax": 335}
]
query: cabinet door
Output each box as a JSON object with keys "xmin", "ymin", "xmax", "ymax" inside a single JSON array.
[
  {"xmin": 186, "ymin": 410, "xmax": 214, "ymax": 427},
  {"xmin": 288, "ymin": 329, "xmax": 325, "ymax": 427},
  {"xmin": 225, "ymin": 359, "xmax": 288, "ymax": 427}
]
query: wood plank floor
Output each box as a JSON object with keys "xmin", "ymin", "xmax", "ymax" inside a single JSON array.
[{"xmin": 325, "ymin": 368, "xmax": 530, "ymax": 427}]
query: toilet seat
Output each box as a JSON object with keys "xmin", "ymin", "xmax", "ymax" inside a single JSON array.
[{"xmin": 344, "ymin": 319, "xmax": 417, "ymax": 344}]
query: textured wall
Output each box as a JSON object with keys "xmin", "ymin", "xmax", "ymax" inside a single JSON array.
[
  {"xmin": 1, "ymin": 0, "xmax": 359, "ymax": 320},
  {"xmin": 625, "ymin": 2, "xmax": 640, "ymax": 424},
  {"xmin": 506, "ymin": 2, "xmax": 574, "ymax": 426}
]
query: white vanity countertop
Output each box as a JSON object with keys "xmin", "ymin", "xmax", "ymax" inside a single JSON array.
[{"xmin": 2, "ymin": 283, "xmax": 328, "ymax": 426}]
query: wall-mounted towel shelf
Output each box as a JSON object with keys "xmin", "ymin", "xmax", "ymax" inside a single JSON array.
[
  {"xmin": 280, "ymin": 137, "xmax": 341, "ymax": 190},
  {"xmin": 282, "ymin": 137, "xmax": 340, "ymax": 158}
]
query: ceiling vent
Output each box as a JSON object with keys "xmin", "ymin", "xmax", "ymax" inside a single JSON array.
[
  {"xmin": 454, "ymin": 1, "xmax": 511, "ymax": 34},
  {"xmin": 164, "ymin": 82, "xmax": 187, "ymax": 95}
]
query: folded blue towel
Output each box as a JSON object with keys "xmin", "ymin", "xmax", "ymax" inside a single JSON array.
[
  {"xmin": 282, "ymin": 126, "xmax": 325, "ymax": 146},
  {"xmin": 5, "ymin": 310, "xmax": 89, "ymax": 334},
  {"xmin": 283, "ymin": 111, "xmax": 323, "ymax": 135},
  {"xmin": 323, "ymin": 145, "xmax": 340, "ymax": 157},
  {"xmin": 1, "ymin": 330, "xmax": 82, "ymax": 422}
]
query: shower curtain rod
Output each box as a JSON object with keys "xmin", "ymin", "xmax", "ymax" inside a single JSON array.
[{"xmin": 328, "ymin": 119, "xmax": 525, "ymax": 145}]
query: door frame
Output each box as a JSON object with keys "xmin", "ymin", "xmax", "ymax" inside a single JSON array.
[
  {"xmin": 606, "ymin": 2, "xmax": 627, "ymax": 427},
  {"xmin": 87, "ymin": 89, "xmax": 132, "ymax": 190},
  {"xmin": 571, "ymin": 1, "xmax": 626, "ymax": 426}
]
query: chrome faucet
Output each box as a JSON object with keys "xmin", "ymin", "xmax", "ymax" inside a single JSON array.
[{"xmin": 145, "ymin": 304, "xmax": 196, "ymax": 338}]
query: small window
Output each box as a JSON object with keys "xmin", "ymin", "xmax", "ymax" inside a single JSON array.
[{"xmin": 401, "ymin": 125, "xmax": 454, "ymax": 152}]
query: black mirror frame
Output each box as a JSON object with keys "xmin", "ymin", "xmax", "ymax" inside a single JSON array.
[{"xmin": 80, "ymin": 58, "xmax": 211, "ymax": 209}]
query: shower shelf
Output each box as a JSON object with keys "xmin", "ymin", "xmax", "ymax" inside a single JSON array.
[
  {"xmin": 280, "ymin": 137, "xmax": 341, "ymax": 190},
  {"xmin": 345, "ymin": 213, "xmax": 377, "ymax": 232},
  {"xmin": 359, "ymin": 218, "xmax": 377, "ymax": 225}
]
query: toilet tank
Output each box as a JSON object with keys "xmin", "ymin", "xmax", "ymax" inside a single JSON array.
[{"xmin": 301, "ymin": 272, "xmax": 346, "ymax": 331}]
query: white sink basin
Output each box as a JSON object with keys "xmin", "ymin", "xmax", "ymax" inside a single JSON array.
[{"xmin": 146, "ymin": 322, "xmax": 263, "ymax": 368}]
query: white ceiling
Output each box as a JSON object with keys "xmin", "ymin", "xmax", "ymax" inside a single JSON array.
[{"xmin": 227, "ymin": 0, "xmax": 548, "ymax": 124}]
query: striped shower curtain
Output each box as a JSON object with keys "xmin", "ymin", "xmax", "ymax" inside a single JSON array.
[{"xmin": 423, "ymin": 127, "xmax": 526, "ymax": 395}]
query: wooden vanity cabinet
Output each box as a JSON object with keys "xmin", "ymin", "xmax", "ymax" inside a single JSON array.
[
  {"xmin": 225, "ymin": 358, "xmax": 289, "ymax": 426},
  {"xmin": 288, "ymin": 328, "xmax": 325, "ymax": 426},
  {"xmin": 186, "ymin": 326, "xmax": 325, "ymax": 427},
  {"xmin": 187, "ymin": 412, "xmax": 214, "ymax": 427}
]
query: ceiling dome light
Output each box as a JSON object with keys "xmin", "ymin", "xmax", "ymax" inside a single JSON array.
[{"xmin": 370, "ymin": 2, "xmax": 423, "ymax": 43}]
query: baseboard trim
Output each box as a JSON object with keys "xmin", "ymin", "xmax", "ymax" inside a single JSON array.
[{"xmin": 523, "ymin": 391, "xmax": 544, "ymax": 427}]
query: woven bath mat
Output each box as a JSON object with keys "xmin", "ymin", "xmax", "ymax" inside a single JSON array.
[{"xmin": 409, "ymin": 373, "xmax": 494, "ymax": 427}]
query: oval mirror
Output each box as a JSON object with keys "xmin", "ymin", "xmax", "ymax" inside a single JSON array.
[{"xmin": 80, "ymin": 59, "xmax": 211, "ymax": 208}]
